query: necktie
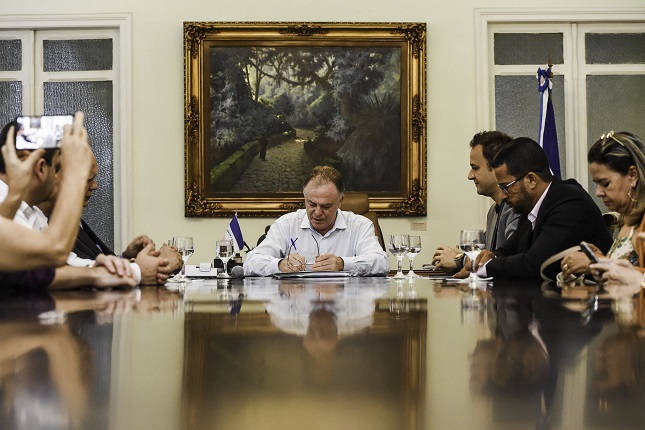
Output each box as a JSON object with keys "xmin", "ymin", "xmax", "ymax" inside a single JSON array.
[{"xmin": 490, "ymin": 201, "xmax": 505, "ymax": 250}]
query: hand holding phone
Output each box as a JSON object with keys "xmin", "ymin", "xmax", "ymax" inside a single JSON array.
[{"xmin": 580, "ymin": 241, "xmax": 599, "ymax": 264}]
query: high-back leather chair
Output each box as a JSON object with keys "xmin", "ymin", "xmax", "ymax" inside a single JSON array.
[{"xmin": 341, "ymin": 192, "xmax": 386, "ymax": 251}]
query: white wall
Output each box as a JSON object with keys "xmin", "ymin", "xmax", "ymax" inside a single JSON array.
[{"xmin": 7, "ymin": 0, "xmax": 643, "ymax": 265}]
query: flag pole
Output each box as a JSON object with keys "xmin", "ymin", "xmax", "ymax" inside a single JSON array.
[{"xmin": 537, "ymin": 53, "xmax": 561, "ymax": 178}]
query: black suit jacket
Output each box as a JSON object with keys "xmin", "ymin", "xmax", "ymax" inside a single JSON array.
[
  {"xmin": 73, "ymin": 219, "xmax": 115, "ymax": 259},
  {"xmin": 487, "ymin": 177, "xmax": 613, "ymax": 279}
]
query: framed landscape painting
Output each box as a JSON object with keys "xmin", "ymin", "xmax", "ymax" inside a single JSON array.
[{"xmin": 184, "ymin": 22, "xmax": 426, "ymax": 217}]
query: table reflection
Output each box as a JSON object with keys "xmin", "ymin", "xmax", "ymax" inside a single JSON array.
[
  {"xmin": 0, "ymin": 288, "xmax": 183, "ymax": 430},
  {"xmin": 3, "ymin": 277, "xmax": 645, "ymax": 429},
  {"xmin": 589, "ymin": 297, "xmax": 645, "ymax": 427},
  {"xmin": 461, "ymin": 279, "xmax": 645, "ymax": 429},
  {"xmin": 182, "ymin": 277, "xmax": 426, "ymax": 430},
  {"xmin": 0, "ymin": 318, "xmax": 90, "ymax": 429}
]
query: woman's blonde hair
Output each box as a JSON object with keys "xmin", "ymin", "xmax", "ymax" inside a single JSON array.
[{"xmin": 588, "ymin": 131, "xmax": 645, "ymax": 226}]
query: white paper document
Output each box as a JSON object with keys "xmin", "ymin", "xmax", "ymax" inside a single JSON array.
[{"xmin": 273, "ymin": 271, "xmax": 351, "ymax": 279}]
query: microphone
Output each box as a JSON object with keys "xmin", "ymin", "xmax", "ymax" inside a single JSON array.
[{"xmin": 231, "ymin": 265, "xmax": 245, "ymax": 279}]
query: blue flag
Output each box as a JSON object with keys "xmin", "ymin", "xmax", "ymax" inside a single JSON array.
[
  {"xmin": 537, "ymin": 67, "xmax": 561, "ymax": 178},
  {"xmin": 225, "ymin": 213, "xmax": 244, "ymax": 252}
]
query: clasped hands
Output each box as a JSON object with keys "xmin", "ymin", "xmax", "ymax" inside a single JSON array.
[
  {"xmin": 432, "ymin": 245, "xmax": 494, "ymax": 278},
  {"xmin": 94, "ymin": 241, "xmax": 183, "ymax": 286},
  {"xmin": 278, "ymin": 253, "xmax": 344, "ymax": 273}
]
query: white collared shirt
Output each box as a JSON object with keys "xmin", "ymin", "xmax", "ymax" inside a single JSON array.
[
  {"xmin": 0, "ymin": 179, "xmax": 48, "ymax": 231},
  {"xmin": 527, "ymin": 182, "xmax": 552, "ymax": 230},
  {"xmin": 244, "ymin": 209, "xmax": 389, "ymax": 276}
]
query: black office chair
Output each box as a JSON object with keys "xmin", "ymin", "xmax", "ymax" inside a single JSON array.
[{"xmin": 257, "ymin": 225, "xmax": 271, "ymax": 246}]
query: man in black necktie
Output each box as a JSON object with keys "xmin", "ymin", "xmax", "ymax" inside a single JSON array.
[
  {"xmin": 71, "ymin": 152, "xmax": 182, "ymax": 281},
  {"xmin": 477, "ymin": 137, "xmax": 613, "ymax": 279},
  {"xmin": 74, "ymin": 153, "xmax": 153, "ymax": 259},
  {"xmin": 432, "ymin": 131, "xmax": 521, "ymax": 274}
]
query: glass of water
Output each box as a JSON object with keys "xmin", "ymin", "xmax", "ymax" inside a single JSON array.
[
  {"xmin": 216, "ymin": 240, "xmax": 234, "ymax": 277},
  {"xmin": 172, "ymin": 236, "xmax": 194, "ymax": 283},
  {"xmin": 389, "ymin": 234, "xmax": 409, "ymax": 279},
  {"xmin": 459, "ymin": 229, "xmax": 486, "ymax": 286},
  {"xmin": 406, "ymin": 235, "xmax": 422, "ymax": 279}
]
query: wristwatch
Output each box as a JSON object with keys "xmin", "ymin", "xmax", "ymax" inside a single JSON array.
[{"xmin": 454, "ymin": 252, "xmax": 465, "ymax": 269}]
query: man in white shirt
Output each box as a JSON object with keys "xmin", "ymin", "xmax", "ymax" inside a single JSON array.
[
  {"xmin": 244, "ymin": 166, "xmax": 389, "ymax": 277},
  {"xmin": 0, "ymin": 115, "xmax": 139, "ymax": 288},
  {"xmin": 0, "ymin": 118, "xmax": 167, "ymax": 287}
]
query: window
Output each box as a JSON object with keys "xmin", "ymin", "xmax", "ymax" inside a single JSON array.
[
  {"xmin": 0, "ymin": 15, "xmax": 131, "ymax": 252},
  {"xmin": 476, "ymin": 9, "xmax": 645, "ymax": 200}
]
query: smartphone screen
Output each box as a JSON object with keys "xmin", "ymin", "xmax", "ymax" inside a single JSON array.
[{"xmin": 15, "ymin": 115, "xmax": 73, "ymax": 150}]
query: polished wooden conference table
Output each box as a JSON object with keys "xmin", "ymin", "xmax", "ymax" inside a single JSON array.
[{"xmin": 0, "ymin": 274, "xmax": 644, "ymax": 430}]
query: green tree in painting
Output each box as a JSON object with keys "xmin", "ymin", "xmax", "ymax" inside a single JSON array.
[{"xmin": 209, "ymin": 45, "xmax": 401, "ymax": 191}]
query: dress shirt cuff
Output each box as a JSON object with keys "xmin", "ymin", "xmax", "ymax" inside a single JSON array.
[
  {"xmin": 476, "ymin": 258, "xmax": 491, "ymax": 278},
  {"xmin": 341, "ymin": 257, "xmax": 356, "ymax": 273},
  {"xmin": 129, "ymin": 262, "xmax": 142, "ymax": 285},
  {"xmin": 66, "ymin": 252, "xmax": 96, "ymax": 268}
]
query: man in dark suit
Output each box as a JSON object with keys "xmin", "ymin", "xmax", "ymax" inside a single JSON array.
[
  {"xmin": 75, "ymin": 218, "xmax": 117, "ymax": 258},
  {"xmin": 71, "ymin": 152, "xmax": 182, "ymax": 278},
  {"xmin": 477, "ymin": 137, "xmax": 613, "ymax": 279},
  {"xmin": 73, "ymin": 153, "xmax": 153, "ymax": 260}
]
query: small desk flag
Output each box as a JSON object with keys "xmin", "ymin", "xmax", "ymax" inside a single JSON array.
[
  {"xmin": 225, "ymin": 213, "xmax": 244, "ymax": 252},
  {"xmin": 537, "ymin": 66, "xmax": 561, "ymax": 178}
]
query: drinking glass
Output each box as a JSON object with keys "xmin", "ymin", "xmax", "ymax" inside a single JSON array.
[
  {"xmin": 172, "ymin": 236, "xmax": 194, "ymax": 283},
  {"xmin": 216, "ymin": 240, "xmax": 234, "ymax": 277},
  {"xmin": 389, "ymin": 234, "xmax": 409, "ymax": 279},
  {"xmin": 459, "ymin": 229, "xmax": 486, "ymax": 286},
  {"xmin": 406, "ymin": 235, "xmax": 422, "ymax": 279}
]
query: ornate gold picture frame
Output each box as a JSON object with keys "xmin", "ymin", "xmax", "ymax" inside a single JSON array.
[{"xmin": 184, "ymin": 22, "xmax": 426, "ymax": 217}]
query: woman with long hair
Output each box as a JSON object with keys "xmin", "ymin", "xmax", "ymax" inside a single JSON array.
[{"xmin": 562, "ymin": 131, "xmax": 645, "ymax": 278}]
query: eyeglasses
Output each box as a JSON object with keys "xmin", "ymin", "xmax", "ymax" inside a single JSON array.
[
  {"xmin": 311, "ymin": 233, "xmax": 320, "ymax": 257},
  {"xmin": 286, "ymin": 235, "xmax": 320, "ymax": 260},
  {"xmin": 498, "ymin": 173, "xmax": 528, "ymax": 194},
  {"xmin": 601, "ymin": 130, "xmax": 625, "ymax": 148}
]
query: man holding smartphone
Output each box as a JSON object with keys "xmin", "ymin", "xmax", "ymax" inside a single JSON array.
[
  {"xmin": 0, "ymin": 118, "xmax": 62, "ymax": 231},
  {"xmin": 0, "ymin": 113, "xmax": 139, "ymax": 289}
]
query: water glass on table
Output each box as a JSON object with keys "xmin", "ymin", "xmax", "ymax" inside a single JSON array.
[
  {"xmin": 389, "ymin": 234, "xmax": 409, "ymax": 279},
  {"xmin": 459, "ymin": 229, "xmax": 486, "ymax": 287},
  {"xmin": 406, "ymin": 235, "xmax": 422, "ymax": 279},
  {"xmin": 216, "ymin": 240, "xmax": 234, "ymax": 278},
  {"xmin": 172, "ymin": 236, "xmax": 194, "ymax": 283}
]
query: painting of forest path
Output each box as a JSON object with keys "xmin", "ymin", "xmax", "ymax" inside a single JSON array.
[
  {"xmin": 229, "ymin": 128, "xmax": 318, "ymax": 192},
  {"xmin": 208, "ymin": 45, "xmax": 402, "ymax": 193},
  {"xmin": 184, "ymin": 22, "xmax": 427, "ymax": 217}
]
